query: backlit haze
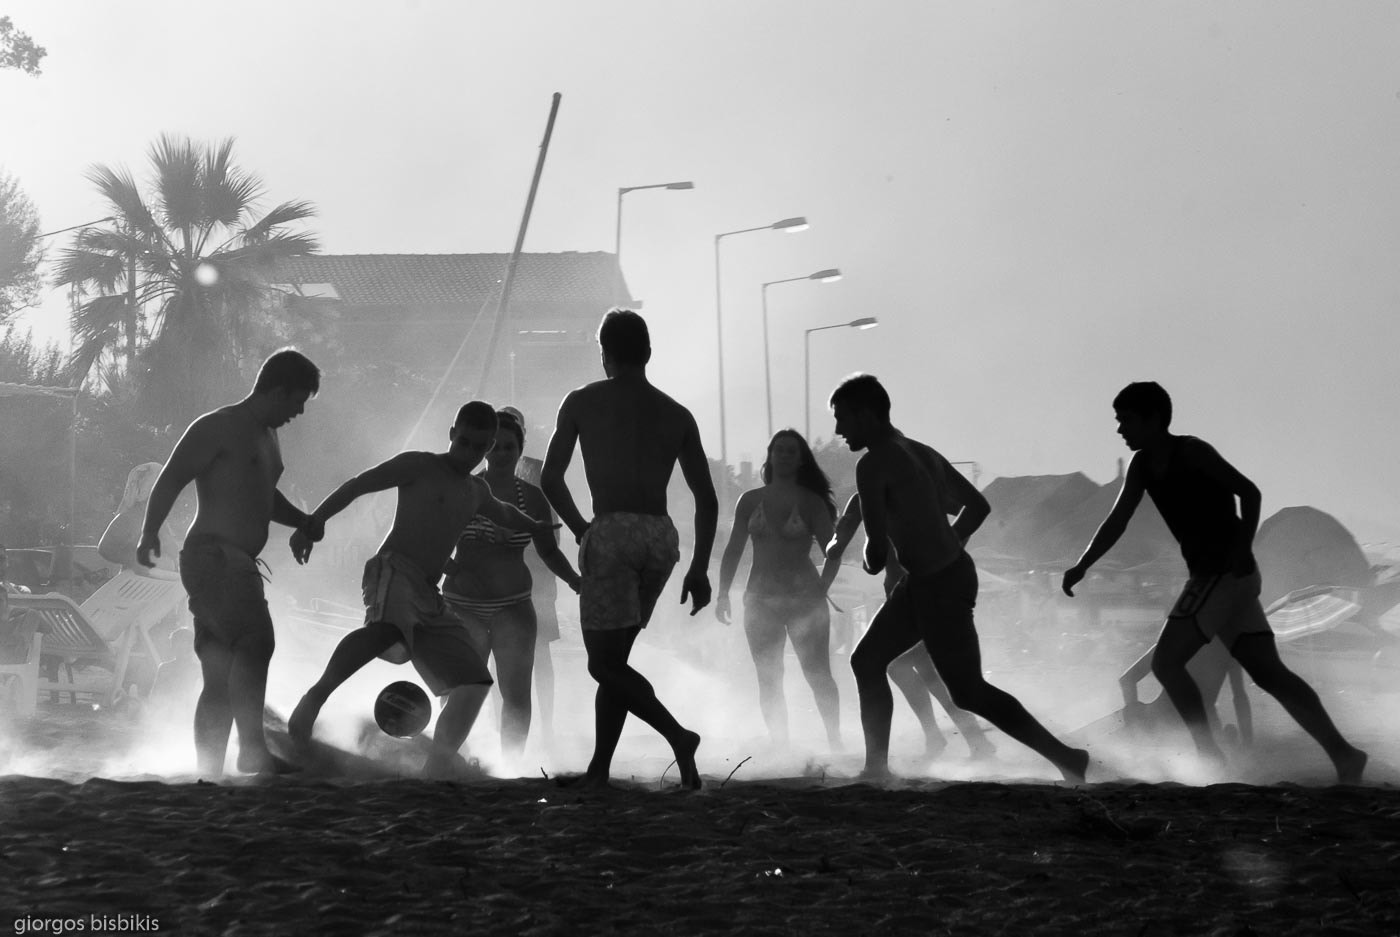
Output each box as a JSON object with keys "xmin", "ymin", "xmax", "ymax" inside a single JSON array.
[
  {"xmin": 7, "ymin": 1, "xmax": 1398, "ymax": 543},
  {"xmin": 3, "ymin": 1, "xmax": 1400, "ymax": 786}
]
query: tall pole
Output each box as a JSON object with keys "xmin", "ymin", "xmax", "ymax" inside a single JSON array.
[
  {"xmin": 761, "ymin": 283, "xmax": 773, "ymax": 440},
  {"xmin": 478, "ymin": 92, "xmax": 562, "ymax": 393},
  {"xmin": 714, "ymin": 235, "xmax": 728, "ymax": 494},
  {"xmin": 804, "ymin": 328, "xmax": 812, "ymax": 440},
  {"xmin": 614, "ymin": 188, "xmax": 624, "ymax": 265}
]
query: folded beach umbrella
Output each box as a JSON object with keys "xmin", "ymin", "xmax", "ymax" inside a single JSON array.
[{"xmin": 1264, "ymin": 586, "xmax": 1363, "ymax": 643}]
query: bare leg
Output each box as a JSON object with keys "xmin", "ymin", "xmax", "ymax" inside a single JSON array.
[
  {"xmin": 1150, "ymin": 618, "xmax": 1226, "ymax": 763},
  {"xmin": 194, "ymin": 641, "xmax": 235, "ymax": 777},
  {"xmin": 583, "ymin": 626, "xmax": 700, "ymax": 788},
  {"xmin": 789, "ymin": 599, "xmax": 842, "ymax": 752},
  {"xmin": 889, "ymin": 648, "xmax": 946, "ymax": 757},
  {"xmin": 492, "ymin": 601, "xmax": 538, "ymax": 763},
  {"xmin": 743, "ymin": 598, "xmax": 790, "ymax": 747},
  {"xmin": 910, "ymin": 649, "xmax": 995, "ymax": 758},
  {"xmin": 423, "ymin": 682, "xmax": 491, "ymax": 777},
  {"xmin": 850, "ymin": 586, "xmax": 921, "ymax": 777},
  {"xmin": 229, "ymin": 630, "xmax": 288, "ymax": 774},
  {"xmin": 289, "ymin": 623, "xmax": 401, "ymax": 744},
  {"xmin": 1231, "ymin": 633, "xmax": 1367, "ymax": 783},
  {"xmin": 913, "ymin": 566, "xmax": 1087, "ymax": 783},
  {"xmin": 534, "ymin": 639, "xmax": 555, "ymax": 746}
]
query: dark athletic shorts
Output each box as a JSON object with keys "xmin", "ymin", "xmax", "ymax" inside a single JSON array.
[{"xmin": 179, "ymin": 534, "xmax": 274, "ymax": 658}]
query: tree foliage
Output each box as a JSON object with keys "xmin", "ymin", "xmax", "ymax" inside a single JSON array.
[
  {"xmin": 53, "ymin": 134, "xmax": 318, "ymax": 424},
  {"xmin": 0, "ymin": 16, "xmax": 45, "ymax": 76},
  {"xmin": 0, "ymin": 171, "xmax": 44, "ymax": 325}
]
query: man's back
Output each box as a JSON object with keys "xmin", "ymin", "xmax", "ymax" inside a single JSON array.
[
  {"xmin": 869, "ymin": 435, "xmax": 964, "ymax": 577},
  {"xmin": 570, "ymin": 377, "xmax": 694, "ymax": 516}
]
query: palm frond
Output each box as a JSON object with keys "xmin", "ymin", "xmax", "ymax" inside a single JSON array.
[
  {"xmin": 239, "ymin": 199, "xmax": 317, "ymax": 245},
  {"xmin": 51, "ymin": 244, "xmax": 128, "ymax": 293},
  {"xmin": 149, "ymin": 133, "xmax": 202, "ymax": 248},
  {"xmin": 215, "ymin": 232, "xmax": 320, "ymax": 272},
  {"xmin": 66, "ymin": 293, "xmax": 128, "ymax": 382},
  {"xmin": 200, "ymin": 138, "xmax": 263, "ymax": 234},
  {"xmin": 84, "ymin": 165, "xmax": 158, "ymax": 236}
]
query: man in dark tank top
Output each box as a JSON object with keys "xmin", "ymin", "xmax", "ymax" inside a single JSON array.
[{"xmin": 1063, "ymin": 382, "xmax": 1366, "ymax": 783}]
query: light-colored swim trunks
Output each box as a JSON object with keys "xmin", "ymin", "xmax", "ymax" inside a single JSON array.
[
  {"xmin": 362, "ymin": 552, "xmax": 492, "ymax": 695},
  {"xmin": 1168, "ymin": 569, "xmax": 1272, "ymax": 647},
  {"xmin": 578, "ymin": 512, "xmax": 680, "ymax": 631}
]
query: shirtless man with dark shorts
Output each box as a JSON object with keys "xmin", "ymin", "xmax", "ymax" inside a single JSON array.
[
  {"xmin": 1063, "ymin": 381, "xmax": 1366, "ymax": 783},
  {"xmin": 541, "ymin": 309, "xmax": 718, "ymax": 790},
  {"xmin": 137, "ymin": 348, "xmax": 322, "ymax": 777},
  {"xmin": 831, "ymin": 373, "xmax": 1089, "ymax": 782},
  {"xmin": 287, "ymin": 402, "xmax": 557, "ymax": 777}
]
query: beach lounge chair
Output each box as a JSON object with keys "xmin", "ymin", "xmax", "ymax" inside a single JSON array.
[
  {"xmin": 0, "ymin": 609, "xmax": 43, "ymax": 717},
  {"xmin": 7, "ymin": 593, "xmax": 118, "ymax": 706},
  {"xmin": 79, "ymin": 569, "xmax": 186, "ymax": 696}
]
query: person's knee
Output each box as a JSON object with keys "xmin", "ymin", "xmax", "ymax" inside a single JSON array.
[
  {"xmin": 944, "ymin": 678, "xmax": 985, "ymax": 713},
  {"xmin": 850, "ymin": 644, "xmax": 888, "ymax": 683},
  {"xmin": 1150, "ymin": 649, "xmax": 1188, "ymax": 685}
]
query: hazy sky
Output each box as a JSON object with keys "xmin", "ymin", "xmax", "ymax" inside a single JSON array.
[{"xmin": 5, "ymin": 1, "xmax": 1398, "ymax": 541}]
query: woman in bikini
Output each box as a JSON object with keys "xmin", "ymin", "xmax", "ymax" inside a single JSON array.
[
  {"xmin": 716, "ymin": 429, "xmax": 841, "ymax": 750},
  {"xmin": 443, "ymin": 409, "xmax": 580, "ymax": 762}
]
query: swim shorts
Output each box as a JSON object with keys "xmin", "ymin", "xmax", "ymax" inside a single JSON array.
[
  {"xmin": 1168, "ymin": 569, "xmax": 1272, "ymax": 647},
  {"xmin": 179, "ymin": 534, "xmax": 274, "ymax": 658},
  {"xmin": 578, "ymin": 513, "xmax": 680, "ymax": 631},
  {"xmin": 362, "ymin": 552, "xmax": 492, "ymax": 695}
]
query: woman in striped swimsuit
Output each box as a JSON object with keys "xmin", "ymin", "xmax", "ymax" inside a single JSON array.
[{"xmin": 443, "ymin": 410, "xmax": 580, "ymax": 762}]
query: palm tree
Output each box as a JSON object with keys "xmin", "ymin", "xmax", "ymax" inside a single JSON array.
[{"xmin": 53, "ymin": 134, "xmax": 317, "ymax": 422}]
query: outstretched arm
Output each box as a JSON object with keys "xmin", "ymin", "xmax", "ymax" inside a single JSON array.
[
  {"xmin": 820, "ymin": 493, "xmax": 862, "ymax": 591},
  {"xmin": 541, "ymin": 394, "xmax": 589, "ymax": 542},
  {"xmin": 677, "ymin": 412, "xmax": 719, "ymax": 615},
  {"xmin": 1063, "ymin": 455, "xmax": 1146, "ymax": 596},
  {"xmin": 290, "ymin": 453, "xmax": 421, "ymax": 564},
  {"xmin": 475, "ymin": 480, "xmax": 558, "ymax": 535},
  {"xmin": 139, "ymin": 417, "xmax": 219, "ymax": 567}
]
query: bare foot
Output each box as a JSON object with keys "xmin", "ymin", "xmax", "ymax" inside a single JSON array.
[
  {"xmin": 1056, "ymin": 747, "xmax": 1090, "ymax": 784},
  {"xmin": 922, "ymin": 733, "xmax": 949, "ymax": 760},
  {"xmin": 556, "ymin": 773, "xmax": 616, "ymax": 791},
  {"xmin": 1335, "ymin": 747, "xmax": 1367, "ymax": 785},
  {"xmin": 858, "ymin": 763, "xmax": 895, "ymax": 782},
  {"xmin": 674, "ymin": 729, "xmax": 702, "ymax": 790},
  {"xmin": 967, "ymin": 737, "xmax": 997, "ymax": 761},
  {"xmin": 288, "ymin": 689, "xmax": 327, "ymax": 747}
]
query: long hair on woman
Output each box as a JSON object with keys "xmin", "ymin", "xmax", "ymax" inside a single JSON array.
[{"xmin": 760, "ymin": 428, "xmax": 836, "ymax": 519}]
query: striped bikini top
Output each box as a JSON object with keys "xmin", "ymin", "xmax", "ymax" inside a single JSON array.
[{"xmin": 458, "ymin": 477, "xmax": 533, "ymax": 551}]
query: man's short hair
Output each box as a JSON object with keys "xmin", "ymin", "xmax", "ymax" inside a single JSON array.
[
  {"xmin": 597, "ymin": 308, "xmax": 651, "ymax": 366},
  {"xmin": 455, "ymin": 401, "xmax": 499, "ymax": 433},
  {"xmin": 253, "ymin": 348, "xmax": 321, "ymax": 396},
  {"xmin": 1113, "ymin": 381, "xmax": 1172, "ymax": 428},
  {"xmin": 828, "ymin": 373, "xmax": 891, "ymax": 420}
]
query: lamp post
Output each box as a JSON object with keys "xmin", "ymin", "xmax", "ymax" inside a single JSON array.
[
  {"xmin": 761, "ymin": 268, "xmax": 841, "ymax": 439},
  {"xmin": 804, "ymin": 316, "xmax": 879, "ymax": 439},
  {"xmin": 715, "ymin": 216, "xmax": 808, "ymax": 492},
  {"xmin": 615, "ymin": 181, "xmax": 694, "ymax": 272}
]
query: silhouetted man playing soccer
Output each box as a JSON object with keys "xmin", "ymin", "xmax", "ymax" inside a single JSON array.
[
  {"xmin": 832, "ymin": 373, "xmax": 1088, "ymax": 782},
  {"xmin": 1063, "ymin": 381, "xmax": 1366, "ymax": 783},
  {"xmin": 542, "ymin": 309, "xmax": 718, "ymax": 790}
]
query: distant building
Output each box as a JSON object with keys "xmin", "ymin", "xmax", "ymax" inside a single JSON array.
[{"xmin": 272, "ymin": 252, "xmax": 634, "ymax": 436}]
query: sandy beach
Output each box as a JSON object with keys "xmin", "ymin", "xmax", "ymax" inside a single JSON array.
[{"xmin": 2, "ymin": 695, "xmax": 1398, "ymax": 937}]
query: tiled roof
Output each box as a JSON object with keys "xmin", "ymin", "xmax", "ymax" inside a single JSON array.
[{"xmin": 273, "ymin": 252, "xmax": 632, "ymax": 307}]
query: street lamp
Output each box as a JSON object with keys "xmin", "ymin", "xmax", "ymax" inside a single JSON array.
[
  {"xmin": 615, "ymin": 181, "xmax": 694, "ymax": 271},
  {"xmin": 804, "ymin": 316, "xmax": 879, "ymax": 439},
  {"xmin": 715, "ymin": 216, "xmax": 808, "ymax": 489},
  {"xmin": 761, "ymin": 268, "xmax": 841, "ymax": 438}
]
